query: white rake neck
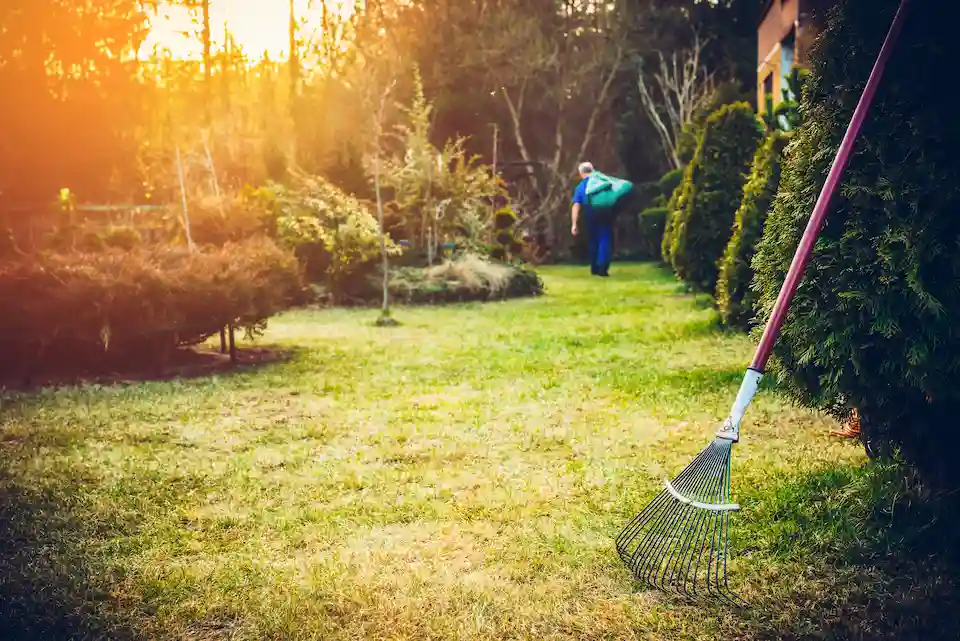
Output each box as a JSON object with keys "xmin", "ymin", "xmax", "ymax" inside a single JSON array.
[{"xmin": 715, "ymin": 368, "xmax": 764, "ymax": 443}]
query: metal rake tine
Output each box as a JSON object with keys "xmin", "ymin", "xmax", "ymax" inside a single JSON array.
[
  {"xmin": 625, "ymin": 447, "xmax": 717, "ymax": 582},
  {"xmin": 685, "ymin": 444, "xmax": 730, "ymax": 597},
  {"xmin": 674, "ymin": 453, "xmax": 727, "ymax": 597},
  {"xmin": 677, "ymin": 456, "xmax": 728, "ymax": 597},
  {"xmin": 617, "ymin": 445, "xmax": 714, "ymax": 566},
  {"xmin": 650, "ymin": 447, "xmax": 724, "ymax": 592}
]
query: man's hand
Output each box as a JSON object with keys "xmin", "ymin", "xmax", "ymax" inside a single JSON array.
[{"xmin": 571, "ymin": 224, "xmax": 578, "ymax": 236}]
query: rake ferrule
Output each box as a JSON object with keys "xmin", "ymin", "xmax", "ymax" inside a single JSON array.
[{"xmin": 715, "ymin": 368, "xmax": 763, "ymax": 443}]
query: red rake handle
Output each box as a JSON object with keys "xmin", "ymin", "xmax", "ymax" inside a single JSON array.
[{"xmin": 750, "ymin": 0, "xmax": 911, "ymax": 373}]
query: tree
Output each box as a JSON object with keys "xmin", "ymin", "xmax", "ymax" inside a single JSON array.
[
  {"xmin": 751, "ymin": 0, "xmax": 960, "ymax": 486},
  {"xmin": 372, "ymin": 77, "xmax": 399, "ymax": 327},
  {"xmin": 0, "ymin": 0, "xmax": 149, "ymax": 209},
  {"xmin": 666, "ymin": 102, "xmax": 763, "ymax": 292},
  {"xmin": 634, "ymin": 30, "xmax": 716, "ymax": 170}
]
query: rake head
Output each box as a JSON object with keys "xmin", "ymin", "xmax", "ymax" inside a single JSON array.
[{"xmin": 615, "ymin": 435, "xmax": 744, "ymax": 605}]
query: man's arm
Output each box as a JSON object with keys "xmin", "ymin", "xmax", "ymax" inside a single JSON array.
[{"xmin": 571, "ymin": 180, "xmax": 586, "ymax": 236}]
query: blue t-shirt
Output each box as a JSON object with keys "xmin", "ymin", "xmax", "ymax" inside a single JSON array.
[{"xmin": 572, "ymin": 177, "xmax": 591, "ymax": 214}]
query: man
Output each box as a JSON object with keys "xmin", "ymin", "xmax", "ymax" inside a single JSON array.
[{"xmin": 571, "ymin": 161, "xmax": 613, "ymax": 277}]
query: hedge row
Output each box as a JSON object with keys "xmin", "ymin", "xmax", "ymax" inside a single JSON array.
[
  {"xmin": 716, "ymin": 131, "xmax": 791, "ymax": 329},
  {"xmin": 665, "ymin": 102, "xmax": 764, "ymax": 292},
  {"xmin": 0, "ymin": 238, "xmax": 303, "ymax": 376},
  {"xmin": 751, "ymin": 0, "xmax": 960, "ymax": 485}
]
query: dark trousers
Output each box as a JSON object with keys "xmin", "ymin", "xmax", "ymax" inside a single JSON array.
[{"xmin": 588, "ymin": 220, "xmax": 613, "ymax": 275}]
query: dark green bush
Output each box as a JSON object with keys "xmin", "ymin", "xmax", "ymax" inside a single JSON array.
[
  {"xmin": 0, "ymin": 238, "xmax": 304, "ymax": 377},
  {"xmin": 751, "ymin": 0, "xmax": 960, "ymax": 486},
  {"xmin": 637, "ymin": 206, "xmax": 668, "ymax": 261},
  {"xmin": 658, "ymin": 168, "xmax": 684, "ymax": 200},
  {"xmin": 490, "ymin": 206, "xmax": 524, "ymax": 260},
  {"xmin": 716, "ymin": 131, "xmax": 791, "ymax": 329},
  {"xmin": 668, "ymin": 102, "xmax": 764, "ymax": 291},
  {"xmin": 660, "ymin": 171, "xmax": 685, "ymax": 266}
]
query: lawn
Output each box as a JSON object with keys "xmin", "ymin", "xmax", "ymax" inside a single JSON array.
[{"xmin": 1, "ymin": 264, "xmax": 956, "ymax": 640}]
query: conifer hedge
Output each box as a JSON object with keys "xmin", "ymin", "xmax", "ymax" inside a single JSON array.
[
  {"xmin": 751, "ymin": 0, "xmax": 960, "ymax": 485},
  {"xmin": 716, "ymin": 131, "xmax": 791, "ymax": 329},
  {"xmin": 667, "ymin": 102, "xmax": 764, "ymax": 291}
]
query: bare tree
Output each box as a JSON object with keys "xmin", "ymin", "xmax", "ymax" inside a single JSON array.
[
  {"xmin": 373, "ymin": 77, "xmax": 399, "ymax": 327},
  {"xmin": 480, "ymin": 1, "xmax": 625, "ymax": 254},
  {"xmin": 635, "ymin": 31, "xmax": 715, "ymax": 170}
]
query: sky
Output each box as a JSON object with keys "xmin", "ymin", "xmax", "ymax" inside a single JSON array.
[{"xmin": 140, "ymin": 0, "xmax": 356, "ymax": 60}]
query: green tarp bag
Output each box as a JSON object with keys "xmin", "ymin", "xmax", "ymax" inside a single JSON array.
[{"xmin": 585, "ymin": 171, "xmax": 634, "ymax": 210}]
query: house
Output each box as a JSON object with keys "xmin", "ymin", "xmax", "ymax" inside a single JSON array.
[{"xmin": 757, "ymin": 0, "xmax": 836, "ymax": 113}]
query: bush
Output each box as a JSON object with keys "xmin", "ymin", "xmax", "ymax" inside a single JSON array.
[
  {"xmin": 184, "ymin": 191, "xmax": 276, "ymax": 246},
  {"xmin": 750, "ymin": 0, "xmax": 960, "ymax": 486},
  {"xmin": 637, "ymin": 206, "xmax": 668, "ymax": 261},
  {"xmin": 716, "ymin": 131, "xmax": 791, "ymax": 329},
  {"xmin": 667, "ymin": 102, "xmax": 764, "ymax": 292},
  {"xmin": 258, "ymin": 170, "xmax": 400, "ymax": 303},
  {"xmin": 660, "ymin": 172, "xmax": 685, "ymax": 265},
  {"xmin": 658, "ymin": 168, "xmax": 684, "ymax": 201},
  {"xmin": 0, "ymin": 238, "xmax": 304, "ymax": 377},
  {"xmin": 490, "ymin": 206, "xmax": 524, "ymax": 260},
  {"xmin": 387, "ymin": 253, "xmax": 543, "ymax": 304}
]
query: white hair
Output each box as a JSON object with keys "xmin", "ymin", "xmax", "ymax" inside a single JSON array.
[{"xmin": 578, "ymin": 161, "xmax": 594, "ymax": 175}]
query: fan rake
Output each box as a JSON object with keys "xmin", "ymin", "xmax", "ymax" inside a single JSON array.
[{"xmin": 615, "ymin": 0, "xmax": 911, "ymax": 604}]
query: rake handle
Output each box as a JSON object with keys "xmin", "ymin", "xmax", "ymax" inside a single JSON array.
[{"xmin": 749, "ymin": 0, "xmax": 911, "ymax": 373}]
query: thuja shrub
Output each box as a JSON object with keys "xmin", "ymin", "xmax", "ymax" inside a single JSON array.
[
  {"xmin": 0, "ymin": 238, "xmax": 303, "ymax": 376},
  {"xmin": 751, "ymin": 0, "xmax": 960, "ymax": 486},
  {"xmin": 638, "ymin": 206, "xmax": 668, "ymax": 261},
  {"xmin": 660, "ymin": 168, "xmax": 687, "ymax": 265},
  {"xmin": 668, "ymin": 102, "xmax": 764, "ymax": 292},
  {"xmin": 490, "ymin": 206, "xmax": 524, "ymax": 261},
  {"xmin": 716, "ymin": 131, "xmax": 791, "ymax": 329},
  {"xmin": 657, "ymin": 169, "xmax": 684, "ymax": 205}
]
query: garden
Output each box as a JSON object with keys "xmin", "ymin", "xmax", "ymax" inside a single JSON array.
[{"xmin": 3, "ymin": 0, "xmax": 960, "ymax": 639}]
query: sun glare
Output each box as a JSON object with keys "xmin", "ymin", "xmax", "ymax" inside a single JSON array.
[{"xmin": 140, "ymin": 0, "xmax": 356, "ymax": 61}]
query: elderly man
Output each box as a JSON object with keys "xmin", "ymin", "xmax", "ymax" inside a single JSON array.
[{"xmin": 571, "ymin": 161, "xmax": 613, "ymax": 277}]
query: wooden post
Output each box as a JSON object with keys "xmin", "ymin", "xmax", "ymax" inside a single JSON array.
[
  {"xmin": 228, "ymin": 324, "xmax": 236, "ymax": 362},
  {"xmin": 174, "ymin": 145, "xmax": 195, "ymax": 251},
  {"xmin": 220, "ymin": 328, "xmax": 227, "ymax": 353}
]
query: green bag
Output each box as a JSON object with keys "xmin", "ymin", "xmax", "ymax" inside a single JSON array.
[{"xmin": 585, "ymin": 171, "xmax": 634, "ymax": 210}]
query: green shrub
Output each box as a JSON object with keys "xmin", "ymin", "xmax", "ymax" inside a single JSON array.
[
  {"xmin": 637, "ymin": 206, "xmax": 668, "ymax": 261},
  {"xmin": 751, "ymin": 0, "xmax": 960, "ymax": 485},
  {"xmin": 490, "ymin": 206, "xmax": 524, "ymax": 260},
  {"xmin": 668, "ymin": 102, "xmax": 764, "ymax": 292},
  {"xmin": 0, "ymin": 238, "xmax": 303, "ymax": 377},
  {"xmin": 184, "ymin": 191, "xmax": 276, "ymax": 246},
  {"xmin": 658, "ymin": 168, "xmax": 684, "ymax": 199},
  {"xmin": 386, "ymin": 253, "xmax": 543, "ymax": 305},
  {"xmin": 660, "ymin": 173, "xmax": 685, "ymax": 265},
  {"xmin": 257, "ymin": 170, "xmax": 400, "ymax": 303},
  {"xmin": 651, "ymin": 169, "xmax": 686, "ymax": 260},
  {"xmin": 716, "ymin": 131, "xmax": 791, "ymax": 329}
]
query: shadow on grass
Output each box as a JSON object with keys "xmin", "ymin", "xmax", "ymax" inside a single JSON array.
[
  {"xmin": 729, "ymin": 461, "xmax": 960, "ymax": 640},
  {"xmin": 0, "ymin": 469, "xmax": 144, "ymax": 640}
]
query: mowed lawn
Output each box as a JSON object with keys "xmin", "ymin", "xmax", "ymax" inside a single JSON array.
[{"xmin": 2, "ymin": 264, "xmax": 951, "ymax": 640}]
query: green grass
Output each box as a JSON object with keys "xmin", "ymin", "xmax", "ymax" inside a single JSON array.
[{"xmin": 1, "ymin": 263, "xmax": 958, "ymax": 640}]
